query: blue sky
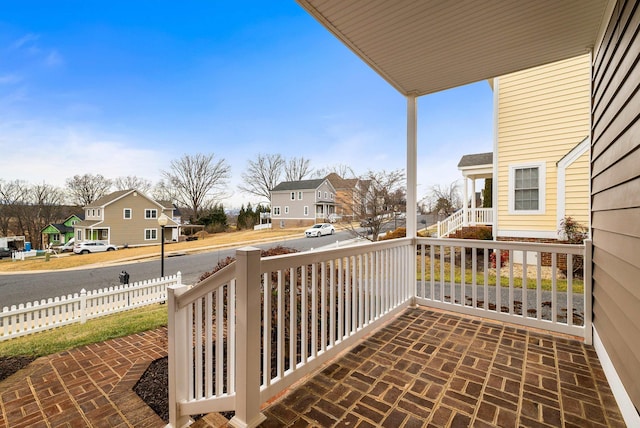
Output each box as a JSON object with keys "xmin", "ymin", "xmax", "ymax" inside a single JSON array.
[{"xmin": 0, "ymin": 1, "xmax": 493, "ymax": 209}]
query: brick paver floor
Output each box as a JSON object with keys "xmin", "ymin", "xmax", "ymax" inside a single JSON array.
[
  {"xmin": 0, "ymin": 328, "xmax": 167, "ymax": 428},
  {"xmin": 0, "ymin": 308, "xmax": 627, "ymax": 427},
  {"xmin": 255, "ymin": 308, "xmax": 625, "ymax": 428}
]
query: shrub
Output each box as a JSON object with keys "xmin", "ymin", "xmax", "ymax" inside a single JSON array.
[
  {"xmin": 460, "ymin": 226, "xmax": 492, "ymax": 240},
  {"xmin": 489, "ymin": 250, "xmax": 509, "ymax": 268},
  {"xmin": 559, "ymin": 216, "xmax": 588, "ymax": 244},
  {"xmin": 198, "ymin": 246, "xmax": 298, "ymax": 282},
  {"xmin": 380, "ymin": 227, "xmax": 406, "ymax": 241}
]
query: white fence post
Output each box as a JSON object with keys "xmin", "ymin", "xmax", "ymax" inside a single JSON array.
[
  {"xmin": 230, "ymin": 247, "xmax": 266, "ymax": 428},
  {"xmin": 167, "ymin": 284, "xmax": 190, "ymax": 428},
  {"xmin": 80, "ymin": 289, "xmax": 87, "ymax": 324},
  {"xmin": 583, "ymin": 239, "xmax": 593, "ymax": 345}
]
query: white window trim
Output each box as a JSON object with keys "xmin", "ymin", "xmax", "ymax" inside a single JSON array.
[
  {"xmin": 508, "ymin": 161, "xmax": 546, "ymax": 215},
  {"xmin": 290, "ymin": 192, "xmax": 295, "ymax": 200},
  {"xmin": 304, "ymin": 206, "xmax": 309, "ymax": 216},
  {"xmin": 144, "ymin": 228, "xmax": 158, "ymax": 240},
  {"xmin": 145, "ymin": 209, "xmax": 158, "ymax": 219},
  {"xmin": 272, "ymin": 206, "xmax": 281, "ymax": 216},
  {"xmin": 298, "ymin": 191, "xmax": 303, "ymax": 200},
  {"xmin": 284, "ymin": 206, "xmax": 289, "ymax": 214},
  {"xmin": 123, "ymin": 208, "xmax": 132, "ymax": 219}
]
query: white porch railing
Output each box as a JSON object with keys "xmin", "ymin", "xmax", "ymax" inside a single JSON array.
[
  {"xmin": 167, "ymin": 239, "xmax": 414, "ymax": 427},
  {"xmin": 0, "ymin": 273, "xmax": 178, "ymax": 341},
  {"xmin": 416, "ymin": 238, "xmax": 591, "ymax": 341},
  {"xmin": 167, "ymin": 237, "xmax": 591, "ymax": 427},
  {"xmin": 437, "ymin": 207, "xmax": 494, "ymax": 237}
]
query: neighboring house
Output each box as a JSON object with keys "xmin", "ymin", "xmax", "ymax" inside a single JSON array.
[
  {"xmin": 324, "ymin": 173, "xmax": 369, "ymax": 220},
  {"xmin": 452, "ymin": 54, "xmax": 592, "ymax": 241},
  {"xmin": 270, "ymin": 179, "xmax": 336, "ymax": 228},
  {"xmin": 73, "ymin": 189, "xmax": 179, "ymax": 247},
  {"xmin": 41, "ymin": 214, "xmax": 84, "ymax": 247}
]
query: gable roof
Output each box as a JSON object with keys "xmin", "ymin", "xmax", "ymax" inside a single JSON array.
[
  {"xmin": 458, "ymin": 152, "xmax": 493, "ymax": 168},
  {"xmin": 325, "ymin": 173, "xmax": 359, "ymax": 190},
  {"xmin": 85, "ymin": 189, "xmax": 165, "ymax": 210},
  {"xmin": 272, "ymin": 179, "xmax": 326, "ymax": 192}
]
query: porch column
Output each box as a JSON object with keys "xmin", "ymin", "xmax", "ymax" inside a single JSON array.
[
  {"xmin": 406, "ymin": 94, "xmax": 417, "ymax": 238},
  {"xmin": 406, "ymin": 94, "xmax": 418, "ymax": 305},
  {"xmin": 471, "ymin": 178, "xmax": 476, "ymax": 225},
  {"xmin": 463, "ymin": 177, "xmax": 469, "ymax": 227}
]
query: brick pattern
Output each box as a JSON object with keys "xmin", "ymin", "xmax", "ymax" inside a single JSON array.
[
  {"xmin": 258, "ymin": 308, "xmax": 625, "ymax": 427},
  {"xmin": 0, "ymin": 328, "xmax": 167, "ymax": 428}
]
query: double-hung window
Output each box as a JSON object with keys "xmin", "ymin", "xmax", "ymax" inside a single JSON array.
[
  {"xmin": 145, "ymin": 229, "xmax": 157, "ymax": 240},
  {"xmin": 123, "ymin": 208, "xmax": 132, "ymax": 219},
  {"xmin": 509, "ymin": 162, "xmax": 546, "ymax": 214},
  {"xmin": 145, "ymin": 209, "xmax": 157, "ymax": 219}
]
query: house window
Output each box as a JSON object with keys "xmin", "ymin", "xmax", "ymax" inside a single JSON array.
[
  {"xmin": 273, "ymin": 206, "xmax": 281, "ymax": 216},
  {"xmin": 290, "ymin": 192, "xmax": 295, "ymax": 200},
  {"xmin": 298, "ymin": 191, "xmax": 303, "ymax": 200},
  {"xmin": 123, "ymin": 208, "xmax": 132, "ymax": 219},
  {"xmin": 304, "ymin": 206, "xmax": 309, "ymax": 216},
  {"xmin": 318, "ymin": 191, "xmax": 321, "ymax": 198},
  {"xmin": 145, "ymin": 229, "xmax": 158, "ymax": 240},
  {"xmin": 509, "ymin": 162, "xmax": 546, "ymax": 214},
  {"xmin": 77, "ymin": 230, "xmax": 82, "ymax": 241},
  {"xmin": 51, "ymin": 233, "xmax": 60, "ymax": 242},
  {"xmin": 284, "ymin": 206, "xmax": 289, "ymax": 214},
  {"xmin": 97, "ymin": 209, "xmax": 101, "ymax": 217},
  {"xmin": 324, "ymin": 192, "xmax": 328, "ymax": 199},
  {"xmin": 145, "ymin": 209, "xmax": 158, "ymax": 219},
  {"xmin": 101, "ymin": 230, "xmax": 108, "ymax": 239}
]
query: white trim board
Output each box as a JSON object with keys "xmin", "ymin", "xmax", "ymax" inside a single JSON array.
[{"xmin": 593, "ymin": 326, "xmax": 640, "ymax": 427}]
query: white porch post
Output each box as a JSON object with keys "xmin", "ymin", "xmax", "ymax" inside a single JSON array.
[
  {"xmin": 230, "ymin": 247, "xmax": 266, "ymax": 428},
  {"xmin": 463, "ymin": 177, "xmax": 469, "ymax": 227},
  {"xmin": 471, "ymin": 178, "xmax": 477, "ymax": 225},
  {"xmin": 406, "ymin": 94, "xmax": 418, "ymax": 305},
  {"xmin": 406, "ymin": 95, "xmax": 417, "ymax": 238}
]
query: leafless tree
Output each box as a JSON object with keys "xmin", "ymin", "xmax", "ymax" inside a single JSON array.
[
  {"xmin": 284, "ymin": 156, "xmax": 313, "ymax": 182},
  {"xmin": 238, "ymin": 153, "xmax": 285, "ymax": 201},
  {"xmin": 151, "ymin": 179, "xmax": 180, "ymax": 204},
  {"xmin": 422, "ymin": 181, "xmax": 462, "ymax": 217},
  {"xmin": 351, "ymin": 169, "xmax": 406, "ymax": 242},
  {"xmin": 0, "ymin": 179, "xmax": 29, "ymax": 236},
  {"xmin": 66, "ymin": 174, "xmax": 112, "ymax": 206},
  {"xmin": 313, "ymin": 164, "xmax": 356, "ymax": 179},
  {"xmin": 114, "ymin": 176, "xmax": 152, "ymax": 194},
  {"xmin": 162, "ymin": 153, "xmax": 231, "ymax": 219}
]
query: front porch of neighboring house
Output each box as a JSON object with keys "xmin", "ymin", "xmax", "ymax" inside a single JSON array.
[
  {"xmin": 166, "ymin": 236, "xmax": 625, "ymax": 427},
  {"xmin": 315, "ymin": 202, "xmax": 336, "ymax": 224},
  {"xmin": 75, "ymin": 224, "xmax": 110, "ymax": 244},
  {"xmin": 437, "ymin": 152, "xmax": 494, "ymax": 238}
]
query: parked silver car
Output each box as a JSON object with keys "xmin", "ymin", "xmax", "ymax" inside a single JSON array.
[{"xmin": 73, "ymin": 241, "xmax": 118, "ymax": 254}]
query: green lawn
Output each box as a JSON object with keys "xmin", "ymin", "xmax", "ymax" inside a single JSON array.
[
  {"xmin": 416, "ymin": 256, "xmax": 585, "ymax": 293},
  {"xmin": 0, "ymin": 304, "xmax": 167, "ymax": 358}
]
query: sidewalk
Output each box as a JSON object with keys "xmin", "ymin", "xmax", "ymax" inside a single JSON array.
[{"xmin": 0, "ymin": 328, "xmax": 167, "ymax": 427}]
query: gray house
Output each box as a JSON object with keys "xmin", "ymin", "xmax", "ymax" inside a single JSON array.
[{"xmin": 270, "ymin": 178, "xmax": 337, "ymax": 228}]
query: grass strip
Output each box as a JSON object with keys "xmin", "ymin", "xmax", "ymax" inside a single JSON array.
[{"xmin": 0, "ymin": 304, "xmax": 167, "ymax": 358}]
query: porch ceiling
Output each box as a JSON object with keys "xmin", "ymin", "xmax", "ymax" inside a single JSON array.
[{"xmin": 297, "ymin": 0, "xmax": 611, "ymax": 96}]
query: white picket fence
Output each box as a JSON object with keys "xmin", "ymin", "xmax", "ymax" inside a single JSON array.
[{"xmin": 0, "ymin": 272, "xmax": 181, "ymax": 341}]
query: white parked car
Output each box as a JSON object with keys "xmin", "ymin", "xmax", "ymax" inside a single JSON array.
[
  {"xmin": 73, "ymin": 241, "xmax": 118, "ymax": 254},
  {"xmin": 305, "ymin": 223, "xmax": 335, "ymax": 238}
]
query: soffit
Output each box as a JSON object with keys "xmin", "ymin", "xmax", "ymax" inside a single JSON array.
[{"xmin": 297, "ymin": 0, "xmax": 610, "ymax": 96}]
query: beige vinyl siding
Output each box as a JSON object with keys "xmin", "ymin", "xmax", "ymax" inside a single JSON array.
[
  {"xmin": 106, "ymin": 194, "xmax": 162, "ymax": 246},
  {"xmin": 564, "ymin": 150, "xmax": 589, "ymax": 226},
  {"xmin": 591, "ymin": 0, "xmax": 640, "ymax": 411},
  {"xmin": 497, "ymin": 54, "xmax": 591, "ymax": 235}
]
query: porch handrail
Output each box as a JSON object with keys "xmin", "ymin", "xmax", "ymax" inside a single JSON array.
[
  {"xmin": 415, "ymin": 237, "xmax": 591, "ymax": 342},
  {"xmin": 167, "ymin": 236, "xmax": 590, "ymax": 427},
  {"xmin": 167, "ymin": 239, "xmax": 414, "ymax": 427},
  {"xmin": 437, "ymin": 208, "xmax": 494, "ymax": 237}
]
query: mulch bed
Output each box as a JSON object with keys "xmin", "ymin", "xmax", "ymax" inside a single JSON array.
[{"xmin": 0, "ymin": 356, "xmax": 36, "ymax": 382}]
